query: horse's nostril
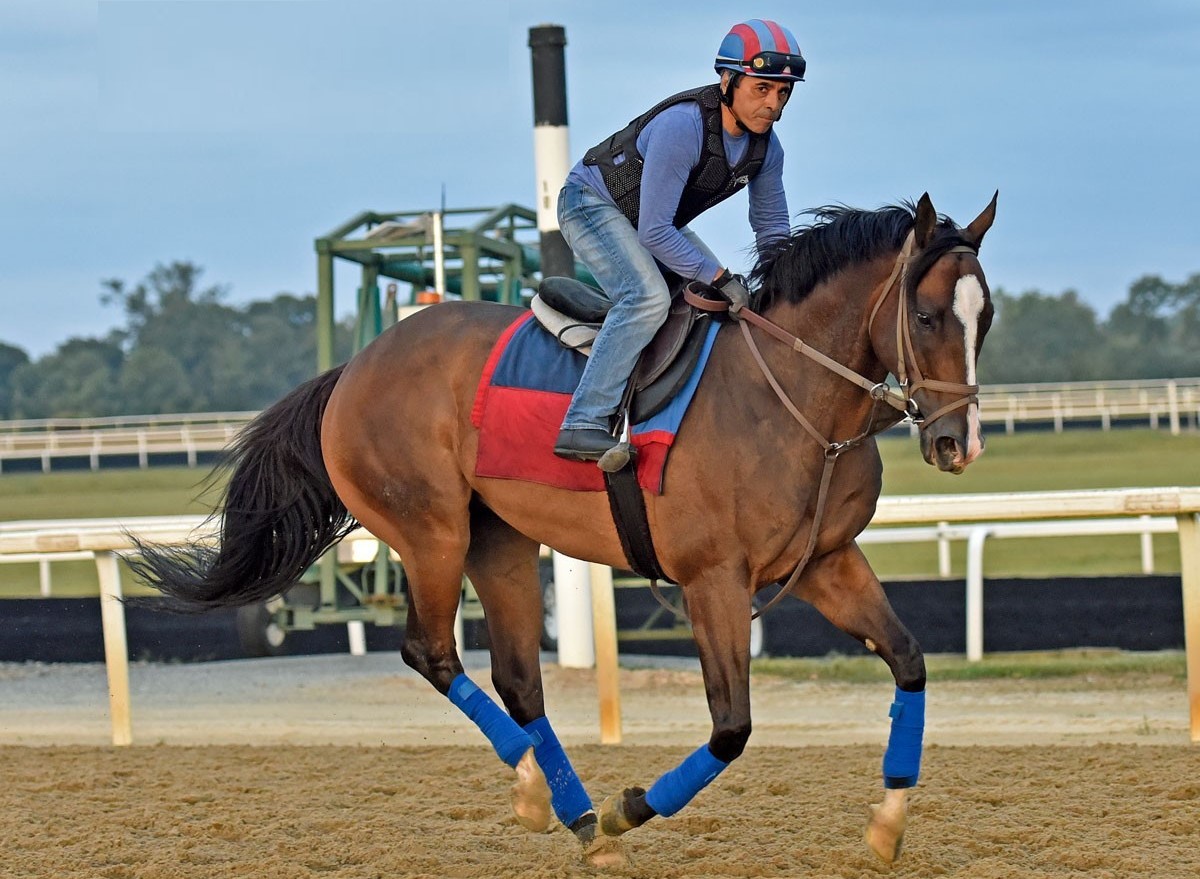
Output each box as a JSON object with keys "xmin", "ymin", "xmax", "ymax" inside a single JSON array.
[{"xmin": 933, "ymin": 436, "xmax": 965, "ymax": 467}]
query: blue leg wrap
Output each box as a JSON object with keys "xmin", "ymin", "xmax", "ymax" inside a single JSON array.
[
  {"xmin": 447, "ymin": 674, "xmax": 532, "ymax": 768},
  {"xmin": 523, "ymin": 716, "xmax": 593, "ymax": 827},
  {"xmin": 882, "ymin": 687, "xmax": 926, "ymax": 789},
  {"xmin": 644, "ymin": 744, "xmax": 729, "ymax": 818}
]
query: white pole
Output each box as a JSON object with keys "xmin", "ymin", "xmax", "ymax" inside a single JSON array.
[
  {"xmin": 528, "ymin": 24, "xmax": 575, "ymax": 279},
  {"xmin": 965, "ymin": 527, "xmax": 990, "ymax": 662},
  {"xmin": 552, "ymin": 552, "xmax": 595, "ymax": 667},
  {"xmin": 96, "ymin": 551, "xmax": 132, "ymax": 746},
  {"xmin": 432, "ymin": 211, "xmax": 446, "ymax": 298},
  {"xmin": 347, "ymin": 621, "xmax": 367, "ymax": 656}
]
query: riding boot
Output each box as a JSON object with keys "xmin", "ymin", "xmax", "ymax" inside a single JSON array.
[{"xmin": 554, "ymin": 427, "xmax": 619, "ymax": 462}]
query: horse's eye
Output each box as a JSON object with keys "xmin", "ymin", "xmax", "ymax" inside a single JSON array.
[{"xmin": 915, "ymin": 311, "xmax": 934, "ymax": 329}]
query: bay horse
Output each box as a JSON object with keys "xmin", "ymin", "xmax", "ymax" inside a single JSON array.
[{"xmin": 131, "ymin": 192, "xmax": 997, "ymax": 867}]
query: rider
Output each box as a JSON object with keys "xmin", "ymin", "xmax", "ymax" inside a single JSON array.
[{"xmin": 553, "ymin": 19, "xmax": 805, "ymax": 462}]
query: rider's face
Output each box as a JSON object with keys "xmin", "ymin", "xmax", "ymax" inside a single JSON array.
[{"xmin": 726, "ymin": 76, "xmax": 792, "ymax": 135}]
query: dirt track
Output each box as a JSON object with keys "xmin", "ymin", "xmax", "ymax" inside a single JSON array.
[{"xmin": 2, "ymin": 654, "xmax": 1198, "ymax": 878}]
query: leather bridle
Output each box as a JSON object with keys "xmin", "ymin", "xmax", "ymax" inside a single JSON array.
[{"xmin": 680, "ymin": 230, "xmax": 982, "ymax": 620}]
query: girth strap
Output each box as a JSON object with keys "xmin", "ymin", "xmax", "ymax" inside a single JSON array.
[{"xmin": 603, "ymin": 461, "xmax": 671, "ymax": 583}]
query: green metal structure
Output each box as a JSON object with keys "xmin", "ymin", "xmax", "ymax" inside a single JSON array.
[
  {"xmin": 241, "ymin": 205, "xmax": 586, "ymax": 655},
  {"xmin": 313, "ymin": 204, "xmax": 595, "ymax": 370}
]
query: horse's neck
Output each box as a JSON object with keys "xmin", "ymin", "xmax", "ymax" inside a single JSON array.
[
  {"xmin": 720, "ymin": 256, "xmax": 898, "ymax": 444},
  {"xmin": 764, "ymin": 257, "xmax": 893, "ymax": 384}
]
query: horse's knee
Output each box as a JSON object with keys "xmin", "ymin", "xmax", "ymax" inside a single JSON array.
[{"xmin": 709, "ymin": 718, "xmax": 752, "ymax": 763}]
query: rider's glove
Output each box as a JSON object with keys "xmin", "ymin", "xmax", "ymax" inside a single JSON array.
[{"xmin": 713, "ymin": 269, "xmax": 751, "ymax": 315}]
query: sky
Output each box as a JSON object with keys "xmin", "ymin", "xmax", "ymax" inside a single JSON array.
[{"xmin": 2, "ymin": 0, "xmax": 1198, "ymax": 358}]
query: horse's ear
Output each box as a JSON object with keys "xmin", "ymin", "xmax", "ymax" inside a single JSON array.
[
  {"xmin": 962, "ymin": 190, "xmax": 999, "ymax": 249},
  {"xmin": 913, "ymin": 193, "xmax": 937, "ymax": 249}
]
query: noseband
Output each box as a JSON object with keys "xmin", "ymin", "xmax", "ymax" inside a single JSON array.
[{"xmin": 866, "ymin": 230, "xmax": 981, "ymax": 426}]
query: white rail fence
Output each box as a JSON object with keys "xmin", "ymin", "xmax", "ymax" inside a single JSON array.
[
  {"xmin": 2, "ymin": 378, "xmax": 1196, "ymax": 472},
  {"xmin": 969, "ymin": 377, "xmax": 1199, "ymax": 435},
  {"xmin": 1, "ymin": 487, "xmax": 1198, "ymax": 746},
  {"xmin": 0, "ymin": 412, "xmax": 254, "ymax": 473}
]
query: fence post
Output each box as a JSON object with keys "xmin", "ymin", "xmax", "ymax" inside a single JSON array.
[
  {"xmin": 937, "ymin": 521, "xmax": 952, "ymax": 577},
  {"xmin": 589, "ymin": 563, "xmax": 622, "ymax": 744},
  {"xmin": 965, "ymin": 527, "xmax": 990, "ymax": 661},
  {"xmin": 1140, "ymin": 515, "xmax": 1155, "ymax": 574},
  {"xmin": 96, "ymin": 551, "xmax": 133, "ymax": 746},
  {"xmin": 1168, "ymin": 380, "xmax": 1180, "ymax": 436},
  {"xmin": 1177, "ymin": 513, "xmax": 1200, "ymax": 743}
]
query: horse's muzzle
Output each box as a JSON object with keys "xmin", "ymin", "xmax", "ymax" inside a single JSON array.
[{"xmin": 921, "ymin": 429, "xmax": 985, "ymax": 474}]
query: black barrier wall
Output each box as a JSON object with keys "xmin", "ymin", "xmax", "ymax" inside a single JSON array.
[{"xmin": 0, "ymin": 575, "xmax": 1185, "ymax": 663}]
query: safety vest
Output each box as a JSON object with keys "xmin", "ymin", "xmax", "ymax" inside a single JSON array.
[{"xmin": 582, "ymin": 84, "xmax": 770, "ymax": 230}]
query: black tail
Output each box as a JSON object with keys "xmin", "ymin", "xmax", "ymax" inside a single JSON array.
[{"xmin": 128, "ymin": 365, "xmax": 357, "ymax": 611}]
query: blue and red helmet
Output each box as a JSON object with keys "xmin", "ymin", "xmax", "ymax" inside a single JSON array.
[{"xmin": 714, "ymin": 19, "xmax": 805, "ymax": 82}]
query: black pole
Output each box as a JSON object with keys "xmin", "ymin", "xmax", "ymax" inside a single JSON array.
[{"xmin": 528, "ymin": 24, "xmax": 574, "ymax": 279}]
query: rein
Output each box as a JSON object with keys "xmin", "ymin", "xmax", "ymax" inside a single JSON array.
[{"xmin": 678, "ymin": 232, "xmax": 980, "ymax": 621}]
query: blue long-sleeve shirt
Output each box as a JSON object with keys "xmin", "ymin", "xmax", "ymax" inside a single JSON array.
[{"xmin": 567, "ymin": 101, "xmax": 789, "ymax": 282}]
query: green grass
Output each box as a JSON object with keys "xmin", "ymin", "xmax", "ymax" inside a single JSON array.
[
  {"xmin": 877, "ymin": 428, "xmax": 1200, "ymax": 495},
  {"xmin": 751, "ymin": 649, "xmax": 1188, "ymax": 684},
  {"xmin": 864, "ymin": 428, "xmax": 1199, "ymax": 578},
  {"xmin": 0, "ymin": 467, "xmax": 219, "ymax": 522},
  {"xmin": 0, "ymin": 467, "xmax": 221, "ymax": 598},
  {"xmin": 0, "ymin": 428, "xmax": 1196, "ymax": 596}
]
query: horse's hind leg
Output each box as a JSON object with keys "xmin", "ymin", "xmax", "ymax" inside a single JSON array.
[
  {"xmin": 331, "ymin": 476, "xmax": 550, "ymax": 831},
  {"xmin": 398, "ymin": 538, "xmax": 554, "ymax": 833},
  {"xmin": 796, "ymin": 542, "xmax": 926, "ymax": 865},
  {"xmin": 464, "ymin": 501, "xmax": 613, "ymax": 860}
]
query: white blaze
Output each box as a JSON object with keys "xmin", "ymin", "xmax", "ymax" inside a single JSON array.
[{"xmin": 952, "ymin": 275, "xmax": 986, "ymax": 461}]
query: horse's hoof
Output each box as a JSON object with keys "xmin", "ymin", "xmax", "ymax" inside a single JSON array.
[
  {"xmin": 569, "ymin": 811, "xmax": 599, "ymax": 847},
  {"xmin": 510, "ymin": 748, "xmax": 552, "ymax": 832},
  {"xmin": 864, "ymin": 789, "xmax": 908, "ymax": 864},
  {"xmin": 582, "ymin": 834, "xmax": 627, "ymax": 869},
  {"xmin": 598, "ymin": 786, "xmax": 647, "ymax": 837}
]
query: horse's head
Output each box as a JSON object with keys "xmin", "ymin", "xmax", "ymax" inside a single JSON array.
[
  {"xmin": 748, "ymin": 194, "xmax": 998, "ymax": 474},
  {"xmin": 873, "ymin": 192, "xmax": 998, "ymax": 474}
]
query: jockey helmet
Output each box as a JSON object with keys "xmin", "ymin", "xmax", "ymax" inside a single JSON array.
[{"xmin": 714, "ymin": 19, "xmax": 805, "ymax": 82}]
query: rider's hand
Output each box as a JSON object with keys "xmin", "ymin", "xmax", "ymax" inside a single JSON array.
[{"xmin": 713, "ymin": 269, "xmax": 751, "ymax": 314}]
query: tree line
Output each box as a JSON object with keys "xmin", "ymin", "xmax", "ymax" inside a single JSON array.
[
  {"xmin": 1, "ymin": 262, "xmax": 1197, "ymax": 420},
  {"xmin": 0, "ymin": 263, "xmax": 353, "ymax": 420}
]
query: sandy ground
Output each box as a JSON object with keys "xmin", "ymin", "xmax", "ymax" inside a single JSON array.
[{"xmin": 2, "ymin": 652, "xmax": 1198, "ymax": 878}]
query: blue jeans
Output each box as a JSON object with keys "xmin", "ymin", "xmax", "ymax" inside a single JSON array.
[{"xmin": 556, "ymin": 182, "xmax": 717, "ymax": 431}]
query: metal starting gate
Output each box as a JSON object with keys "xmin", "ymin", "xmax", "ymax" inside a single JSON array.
[{"xmin": 241, "ymin": 205, "xmax": 593, "ymax": 655}]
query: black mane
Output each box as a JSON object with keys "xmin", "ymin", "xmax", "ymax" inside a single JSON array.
[{"xmin": 748, "ymin": 202, "xmax": 971, "ymax": 310}]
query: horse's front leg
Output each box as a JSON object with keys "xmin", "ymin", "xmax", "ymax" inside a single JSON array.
[
  {"xmin": 599, "ymin": 574, "xmax": 752, "ymax": 836},
  {"xmin": 796, "ymin": 541, "xmax": 926, "ymax": 864}
]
